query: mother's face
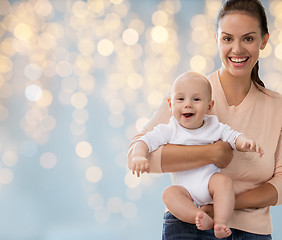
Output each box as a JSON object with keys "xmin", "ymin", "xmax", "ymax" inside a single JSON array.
[{"xmin": 216, "ymin": 13, "xmax": 269, "ymax": 78}]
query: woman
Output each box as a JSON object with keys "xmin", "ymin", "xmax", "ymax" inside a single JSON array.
[{"xmin": 128, "ymin": 0, "xmax": 282, "ymax": 239}]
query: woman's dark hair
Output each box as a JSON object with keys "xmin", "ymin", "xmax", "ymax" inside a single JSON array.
[{"xmin": 216, "ymin": 0, "xmax": 269, "ymax": 89}]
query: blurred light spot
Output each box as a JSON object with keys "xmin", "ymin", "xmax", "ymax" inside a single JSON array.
[
  {"xmin": 37, "ymin": 90, "xmax": 53, "ymax": 107},
  {"xmin": 127, "ymin": 73, "xmax": 143, "ymax": 89},
  {"xmin": 0, "ymin": 0, "xmax": 10, "ymax": 15},
  {"xmin": 2, "ymin": 150, "xmax": 18, "ymax": 167},
  {"xmin": 0, "ymin": 168, "xmax": 13, "ymax": 184},
  {"xmin": 151, "ymin": 26, "xmax": 168, "ymax": 43},
  {"xmin": 191, "ymin": 14, "xmax": 208, "ymax": 30},
  {"xmin": 135, "ymin": 117, "xmax": 149, "ymax": 132},
  {"xmin": 107, "ymin": 197, "xmax": 123, "ymax": 213},
  {"xmin": 71, "ymin": 92, "xmax": 88, "ymax": 109},
  {"xmin": 88, "ymin": 0, "xmax": 105, "ymax": 13},
  {"xmin": 14, "ymin": 23, "xmax": 32, "ymax": 41},
  {"xmin": 122, "ymin": 202, "xmax": 137, "ymax": 219},
  {"xmin": 190, "ymin": 55, "xmax": 207, "ymax": 72},
  {"xmin": 72, "ymin": 108, "xmax": 89, "ymax": 123},
  {"xmin": 110, "ymin": 0, "xmax": 123, "ymax": 4},
  {"xmin": 104, "ymin": 13, "xmax": 121, "ymax": 30},
  {"xmin": 88, "ymin": 193, "xmax": 104, "ymax": 210},
  {"xmin": 147, "ymin": 90, "xmax": 163, "ymax": 107},
  {"xmin": 34, "ymin": 0, "xmax": 53, "ymax": 17},
  {"xmin": 39, "ymin": 32, "xmax": 56, "ymax": 50},
  {"xmin": 79, "ymin": 75, "xmax": 95, "ymax": 93},
  {"xmin": 40, "ymin": 152, "xmax": 57, "ymax": 169},
  {"xmin": 122, "ymin": 28, "xmax": 139, "ymax": 46},
  {"xmin": 70, "ymin": 122, "xmax": 86, "ymax": 136},
  {"xmin": 274, "ymin": 43, "xmax": 282, "ymax": 60},
  {"xmin": 72, "ymin": 1, "xmax": 89, "ymax": 18},
  {"xmin": 24, "ymin": 63, "xmax": 42, "ymax": 80},
  {"xmin": 76, "ymin": 141, "xmax": 92, "ymax": 158},
  {"xmin": 0, "ymin": 55, "xmax": 12, "ymax": 73},
  {"xmin": 109, "ymin": 98, "xmax": 125, "ymax": 114},
  {"xmin": 25, "ymin": 84, "xmax": 43, "ymax": 102},
  {"xmin": 97, "ymin": 39, "xmax": 114, "ymax": 56},
  {"xmin": 86, "ymin": 166, "xmax": 103, "ymax": 183},
  {"xmin": 19, "ymin": 140, "xmax": 38, "ymax": 157},
  {"xmin": 46, "ymin": 23, "xmax": 64, "ymax": 39},
  {"xmin": 56, "ymin": 61, "xmax": 73, "ymax": 77},
  {"xmin": 78, "ymin": 38, "xmax": 95, "ymax": 56},
  {"xmin": 41, "ymin": 115, "xmax": 56, "ymax": 132},
  {"xmin": 109, "ymin": 113, "xmax": 124, "ymax": 128},
  {"xmin": 43, "ymin": 60, "xmax": 56, "ymax": 77},
  {"xmin": 126, "ymin": 187, "xmax": 142, "ymax": 201},
  {"xmin": 124, "ymin": 172, "xmax": 141, "ymax": 188},
  {"xmin": 0, "ymin": 83, "xmax": 13, "ymax": 99},
  {"xmin": 1, "ymin": 38, "xmax": 15, "ymax": 56},
  {"xmin": 94, "ymin": 207, "xmax": 110, "ymax": 223},
  {"xmin": 152, "ymin": 10, "xmax": 168, "ymax": 26},
  {"xmin": 129, "ymin": 18, "xmax": 145, "ymax": 34},
  {"xmin": 61, "ymin": 77, "xmax": 77, "ymax": 93}
]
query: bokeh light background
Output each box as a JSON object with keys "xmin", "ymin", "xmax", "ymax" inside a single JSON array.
[{"xmin": 0, "ymin": 0, "xmax": 281, "ymax": 239}]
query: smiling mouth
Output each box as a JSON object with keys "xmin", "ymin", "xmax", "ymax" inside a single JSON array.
[
  {"xmin": 183, "ymin": 113, "xmax": 194, "ymax": 118},
  {"xmin": 229, "ymin": 57, "xmax": 249, "ymax": 63}
]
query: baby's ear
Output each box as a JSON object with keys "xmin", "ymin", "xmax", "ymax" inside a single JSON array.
[
  {"xmin": 207, "ymin": 100, "xmax": 214, "ymax": 113},
  {"xmin": 167, "ymin": 97, "xmax": 172, "ymax": 110}
]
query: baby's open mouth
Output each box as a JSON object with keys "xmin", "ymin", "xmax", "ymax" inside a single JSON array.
[{"xmin": 183, "ymin": 113, "xmax": 194, "ymax": 118}]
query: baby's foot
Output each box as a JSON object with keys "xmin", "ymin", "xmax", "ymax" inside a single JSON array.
[
  {"xmin": 195, "ymin": 211, "xmax": 213, "ymax": 230},
  {"xmin": 214, "ymin": 224, "xmax": 232, "ymax": 238}
]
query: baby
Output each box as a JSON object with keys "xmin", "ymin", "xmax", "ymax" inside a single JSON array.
[{"xmin": 131, "ymin": 72, "xmax": 263, "ymax": 238}]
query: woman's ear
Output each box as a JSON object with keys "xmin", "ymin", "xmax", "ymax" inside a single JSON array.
[{"xmin": 260, "ymin": 33, "xmax": 269, "ymax": 50}]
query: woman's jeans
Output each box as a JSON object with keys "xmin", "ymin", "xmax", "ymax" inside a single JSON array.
[{"xmin": 162, "ymin": 212, "xmax": 272, "ymax": 240}]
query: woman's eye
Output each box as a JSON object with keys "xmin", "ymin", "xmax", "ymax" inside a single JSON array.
[
  {"xmin": 223, "ymin": 37, "xmax": 232, "ymax": 42},
  {"xmin": 244, "ymin": 37, "xmax": 253, "ymax": 42}
]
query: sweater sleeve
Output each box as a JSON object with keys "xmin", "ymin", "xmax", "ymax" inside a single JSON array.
[
  {"xmin": 267, "ymin": 128, "xmax": 282, "ymax": 205},
  {"xmin": 127, "ymin": 94, "xmax": 172, "ymax": 173}
]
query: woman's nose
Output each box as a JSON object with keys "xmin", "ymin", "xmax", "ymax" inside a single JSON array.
[{"xmin": 232, "ymin": 40, "xmax": 244, "ymax": 54}]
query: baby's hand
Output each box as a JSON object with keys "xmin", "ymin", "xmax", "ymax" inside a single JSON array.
[
  {"xmin": 241, "ymin": 140, "xmax": 264, "ymax": 158},
  {"xmin": 132, "ymin": 156, "xmax": 149, "ymax": 177}
]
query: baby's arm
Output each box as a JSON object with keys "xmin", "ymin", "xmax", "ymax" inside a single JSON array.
[
  {"xmin": 235, "ymin": 134, "xmax": 264, "ymax": 157},
  {"xmin": 132, "ymin": 141, "xmax": 150, "ymax": 177}
]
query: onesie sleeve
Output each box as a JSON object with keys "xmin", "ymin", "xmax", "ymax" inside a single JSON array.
[
  {"xmin": 267, "ymin": 129, "xmax": 282, "ymax": 205},
  {"xmin": 127, "ymin": 93, "xmax": 172, "ymax": 173},
  {"xmin": 218, "ymin": 121, "xmax": 242, "ymax": 150},
  {"xmin": 139, "ymin": 123, "xmax": 172, "ymax": 153}
]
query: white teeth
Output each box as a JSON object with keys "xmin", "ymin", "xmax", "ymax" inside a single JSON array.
[{"xmin": 230, "ymin": 57, "xmax": 248, "ymax": 63}]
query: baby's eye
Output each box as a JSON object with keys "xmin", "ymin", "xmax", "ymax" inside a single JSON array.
[
  {"xmin": 178, "ymin": 97, "xmax": 184, "ymax": 101},
  {"xmin": 193, "ymin": 98, "xmax": 201, "ymax": 102}
]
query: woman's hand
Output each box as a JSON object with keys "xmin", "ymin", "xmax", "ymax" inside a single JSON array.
[{"xmin": 211, "ymin": 141, "xmax": 233, "ymax": 168}]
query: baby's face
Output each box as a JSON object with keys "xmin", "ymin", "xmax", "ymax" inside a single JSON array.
[{"xmin": 169, "ymin": 75, "xmax": 212, "ymax": 129}]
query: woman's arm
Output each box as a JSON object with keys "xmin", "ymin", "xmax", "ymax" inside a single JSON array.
[
  {"xmin": 161, "ymin": 141, "xmax": 233, "ymax": 172},
  {"xmin": 235, "ymin": 183, "xmax": 278, "ymax": 209}
]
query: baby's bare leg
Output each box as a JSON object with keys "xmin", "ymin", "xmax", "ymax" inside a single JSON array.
[
  {"xmin": 209, "ymin": 173, "xmax": 234, "ymax": 238},
  {"xmin": 162, "ymin": 185, "xmax": 213, "ymax": 228}
]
